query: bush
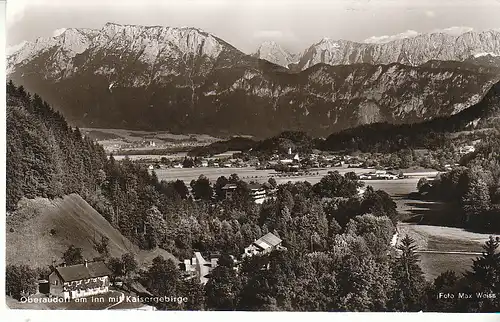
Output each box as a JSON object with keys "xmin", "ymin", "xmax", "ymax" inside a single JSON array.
[{"xmin": 417, "ymin": 177, "xmax": 429, "ymax": 193}]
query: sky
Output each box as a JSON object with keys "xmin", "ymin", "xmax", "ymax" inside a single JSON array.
[{"xmin": 6, "ymin": 0, "xmax": 500, "ymax": 53}]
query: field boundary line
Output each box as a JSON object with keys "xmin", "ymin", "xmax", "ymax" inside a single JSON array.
[{"xmin": 416, "ymin": 250, "xmax": 482, "ymax": 255}]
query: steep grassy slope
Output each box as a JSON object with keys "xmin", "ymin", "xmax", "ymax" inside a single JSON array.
[{"xmin": 6, "ymin": 193, "xmax": 175, "ymax": 268}]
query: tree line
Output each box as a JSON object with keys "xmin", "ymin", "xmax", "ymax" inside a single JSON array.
[{"xmin": 417, "ymin": 135, "xmax": 500, "ymax": 232}]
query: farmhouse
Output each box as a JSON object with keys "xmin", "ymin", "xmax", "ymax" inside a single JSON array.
[
  {"xmin": 48, "ymin": 260, "xmax": 111, "ymax": 301},
  {"xmin": 401, "ymin": 168, "xmax": 440, "ymax": 178},
  {"xmin": 243, "ymin": 232, "xmax": 285, "ymax": 258}
]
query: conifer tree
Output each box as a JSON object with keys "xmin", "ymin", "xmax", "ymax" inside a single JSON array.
[
  {"xmin": 462, "ymin": 236, "xmax": 500, "ymax": 311},
  {"xmin": 390, "ymin": 235, "xmax": 426, "ymax": 311}
]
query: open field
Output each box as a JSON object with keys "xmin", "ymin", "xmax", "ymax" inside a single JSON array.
[
  {"xmin": 153, "ymin": 166, "xmax": 405, "ymax": 184},
  {"xmin": 418, "ymin": 253, "xmax": 477, "ymax": 281},
  {"xmin": 396, "ymin": 221, "xmax": 490, "ymax": 280},
  {"xmin": 81, "ymin": 128, "xmax": 222, "ymax": 155},
  {"xmin": 155, "ymin": 167, "xmax": 277, "ymax": 183},
  {"xmin": 375, "ymin": 180, "xmax": 491, "ymax": 281}
]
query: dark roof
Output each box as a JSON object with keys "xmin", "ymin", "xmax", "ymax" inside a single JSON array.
[
  {"xmin": 55, "ymin": 261, "xmax": 111, "ymax": 282},
  {"xmin": 248, "ymin": 183, "xmax": 263, "ymax": 190}
]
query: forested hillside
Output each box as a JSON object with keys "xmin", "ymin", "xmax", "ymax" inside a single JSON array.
[
  {"xmin": 7, "ymin": 81, "xmax": 107, "ymax": 211},
  {"xmin": 6, "ymin": 81, "xmax": 197, "ymax": 253},
  {"xmin": 321, "ymin": 80, "xmax": 500, "ymax": 153}
]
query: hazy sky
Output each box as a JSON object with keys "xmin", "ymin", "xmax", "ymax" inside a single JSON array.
[{"xmin": 7, "ymin": 0, "xmax": 500, "ymax": 53}]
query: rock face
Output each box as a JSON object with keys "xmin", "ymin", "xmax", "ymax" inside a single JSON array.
[
  {"xmin": 252, "ymin": 41, "xmax": 299, "ymax": 69},
  {"xmin": 7, "ymin": 23, "xmax": 500, "ymax": 137},
  {"xmin": 296, "ymin": 31, "xmax": 500, "ymax": 70}
]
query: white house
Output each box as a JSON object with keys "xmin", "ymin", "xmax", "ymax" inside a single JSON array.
[{"xmin": 280, "ymin": 148, "xmax": 300, "ymax": 164}]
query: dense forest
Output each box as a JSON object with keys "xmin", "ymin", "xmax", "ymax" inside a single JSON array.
[{"xmin": 5, "ymin": 82, "xmax": 500, "ymax": 312}]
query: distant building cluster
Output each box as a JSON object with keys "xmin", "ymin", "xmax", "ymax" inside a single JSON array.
[{"xmin": 359, "ymin": 170, "xmax": 400, "ymax": 180}]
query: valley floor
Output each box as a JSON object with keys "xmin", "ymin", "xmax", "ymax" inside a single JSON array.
[
  {"xmin": 153, "ymin": 165, "xmax": 494, "ymax": 280},
  {"xmin": 155, "ymin": 165, "xmax": 493, "ymax": 280}
]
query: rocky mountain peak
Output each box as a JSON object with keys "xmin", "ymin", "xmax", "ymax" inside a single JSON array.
[
  {"xmin": 295, "ymin": 29, "xmax": 500, "ymax": 70},
  {"xmin": 253, "ymin": 40, "xmax": 299, "ymax": 69},
  {"xmin": 7, "ymin": 23, "xmax": 235, "ymax": 76}
]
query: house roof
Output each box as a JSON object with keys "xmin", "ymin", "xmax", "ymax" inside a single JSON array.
[
  {"xmin": 222, "ymin": 184, "xmax": 237, "ymax": 190},
  {"xmin": 253, "ymin": 232, "xmax": 282, "ymax": 249},
  {"xmin": 254, "ymin": 239, "xmax": 271, "ymax": 250},
  {"xmin": 260, "ymin": 232, "xmax": 282, "ymax": 247},
  {"xmin": 194, "ymin": 252, "xmax": 211, "ymax": 285},
  {"xmin": 55, "ymin": 261, "xmax": 111, "ymax": 282},
  {"xmin": 248, "ymin": 183, "xmax": 263, "ymax": 190}
]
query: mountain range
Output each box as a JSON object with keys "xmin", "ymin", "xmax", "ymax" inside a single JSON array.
[
  {"xmin": 7, "ymin": 23, "xmax": 500, "ymax": 137},
  {"xmin": 251, "ymin": 30, "xmax": 500, "ymax": 70}
]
